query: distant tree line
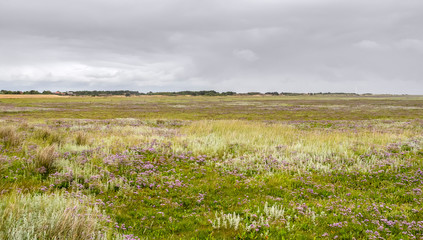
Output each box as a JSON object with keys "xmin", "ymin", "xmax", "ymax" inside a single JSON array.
[
  {"xmin": 0, "ymin": 90, "xmax": 54, "ymax": 95},
  {"xmin": 0, "ymin": 89, "xmax": 363, "ymax": 96},
  {"xmin": 74, "ymin": 90, "xmax": 140, "ymax": 96},
  {"xmin": 146, "ymin": 91, "xmax": 237, "ymax": 96}
]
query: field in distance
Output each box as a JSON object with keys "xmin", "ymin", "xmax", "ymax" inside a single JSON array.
[
  {"xmin": 0, "ymin": 94, "xmax": 422, "ymax": 120},
  {"xmin": 0, "ymin": 95, "xmax": 422, "ymax": 239},
  {"xmin": 0, "ymin": 94, "xmax": 66, "ymax": 99}
]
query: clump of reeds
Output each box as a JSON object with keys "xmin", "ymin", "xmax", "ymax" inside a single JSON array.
[
  {"xmin": 34, "ymin": 145, "xmax": 58, "ymax": 174},
  {"xmin": 0, "ymin": 126, "xmax": 23, "ymax": 148},
  {"xmin": 76, "ymin": 132, "xmax": 89, "ymax": 146},
  {"xmin": 35, "ymin": 128, "xmax": 66, "ymax": 146}
]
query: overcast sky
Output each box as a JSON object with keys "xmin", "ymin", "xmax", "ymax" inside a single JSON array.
[{"xmin": 0, "ymin": 0, "xmax": 422, "ymax": 94}]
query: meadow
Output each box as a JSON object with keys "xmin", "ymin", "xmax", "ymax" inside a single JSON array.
[{"xmin": 0, "ymin": 95, "xmax": 422, "ymax": 239}]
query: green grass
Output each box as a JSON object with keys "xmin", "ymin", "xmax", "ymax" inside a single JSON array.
[{"xmin": 0, "ymin": 95, "xmax": 422, "ymax": 239}]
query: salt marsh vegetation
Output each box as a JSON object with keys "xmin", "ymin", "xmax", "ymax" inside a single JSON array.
[{"xmin": 0, "ymin": 95, "xmax": 422, "ymax": 239}]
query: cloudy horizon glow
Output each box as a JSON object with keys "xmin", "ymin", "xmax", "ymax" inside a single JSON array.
[{"xmin": 0, "ymin": 0, "xmax": 422, "ymax": 94}]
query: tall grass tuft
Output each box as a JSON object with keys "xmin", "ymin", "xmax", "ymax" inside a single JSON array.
[
  {"xmin": 34, "ymin": 128, "xmax": 66, "ymax": 146},
  {"xmin": 76, "ymin": 132, "xmax": 89, "ymax": 146},
  {"xmin": 0, "ymin": 126, "xmax": 23, "ymax": 148},
  {"xmin": 34, "ymin": 145, "xmax": 58, "ymax": 174},
  {"xmin": 0, "ymin": 193, "xmax": 106, "ymax": 240}
]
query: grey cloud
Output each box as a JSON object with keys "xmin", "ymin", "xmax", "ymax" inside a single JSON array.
[
  {"xmin": 0, "ymin": 0, "xmax": 422, "ymax": 94},
  {"xmin": 233, "ymin": 49, "xmax": 259, "ymax": 62}
]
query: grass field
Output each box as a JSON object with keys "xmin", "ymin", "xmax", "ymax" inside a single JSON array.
[{"xmin": 0, "ymin": 95, "xmax": 422, "ymax": 239}]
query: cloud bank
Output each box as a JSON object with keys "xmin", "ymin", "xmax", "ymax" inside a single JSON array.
[{"xmin": 0, "ymin": 0, "xmax": 422, "ymax": 94}]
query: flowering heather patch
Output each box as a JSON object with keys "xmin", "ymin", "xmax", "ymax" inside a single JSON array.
[{"xmin": 0, "ymin": 96, "xmax": 422, "ymax": 239}]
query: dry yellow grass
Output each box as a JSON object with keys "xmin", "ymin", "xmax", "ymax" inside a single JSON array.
[
  {"xmin": 0, "ymin": 94, "xmax": 67, "ymax": 99},
  {"xmin": 0, "ymin": 193, "xmax": 105, "ymax": 240},
  {"xmin": 176, "ymin": 120, "xmax": 417, "ymax": 172}
]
